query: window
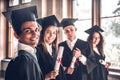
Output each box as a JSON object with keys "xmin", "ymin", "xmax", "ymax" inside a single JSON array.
[
  {"xmin": 73, "ymin": 0, "xmax": 92, "ymax": 41},
  {"xmin": 22, "ymin": 0, "xmax": 32, "ymax": 3},
  {"xmin": 9, "ymin": 0, "xmax": 32, "ymax": 7},
  {"xmin": 101, "ymin": 0, "xmax": 120, "ymax": 70},
  {"xmin": 9, "ymin": 0, "xmax": 19, "ymax": 6},
  {"xmin": 73, "ymin": 0, "xmax": 120, "ymax": 73}
]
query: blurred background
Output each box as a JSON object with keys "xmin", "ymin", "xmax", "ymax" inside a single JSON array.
[{"xmin": 0, "ymin": 0, "xmax": 120, "ymax": 80}]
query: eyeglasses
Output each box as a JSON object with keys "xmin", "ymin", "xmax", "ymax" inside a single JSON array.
[{"xmin": 22, "ymin": 27, "xmax": 41, "ymax": 35}]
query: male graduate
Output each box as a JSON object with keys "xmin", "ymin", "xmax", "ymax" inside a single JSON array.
[
  {"xmin": 3, "ymin": 6, "xmax": 44, "ymax": 80},
  {"xmin": 59, "ymin": 18, "xmax": 96, "ymax": 80}
]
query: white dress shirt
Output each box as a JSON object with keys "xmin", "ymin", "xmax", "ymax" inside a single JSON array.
[
  {"xmin": 66, "ymin": 38, "xmax": 77, "ymax": 50},
  {"xmin": 66, "ymin": 38, "xmax": 87, "ymax": 65},
  {"xmin": 18, "ymin": 42, "xmax": 38, "ymax": 61}
]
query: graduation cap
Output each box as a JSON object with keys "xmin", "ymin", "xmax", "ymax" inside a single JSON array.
[
  {"xmin": 41, "ymin": 15, "xmax": 60, "ymax": 27},
  {"xmin": 37, "ymin": 18, "xmax": 42, "ymax": 26},
  {"xmin": 37, "ymin": 15, "xmax": 60, "ymax": 33},
  {"xmin": 60, "ymin": 18, "xmax": 78, "ymax": 28},
  {"xmin": 2, "ymin": 11, "xmax": 12, "ymax": 24},
  {"xmin": 2, "ymin": 6, "xmax": 38, "ymax": 35},
  {"xmin": 85, "ymin": 25, "xmax": 104, "ymax": 34}
]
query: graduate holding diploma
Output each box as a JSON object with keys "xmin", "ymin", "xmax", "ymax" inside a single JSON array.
[
  {"xmin": 54, "ymin": 46, "xmax": 64, "ymax": 71},
  {"xmin": 36, "ymin": 15, "xmax": 67, "ymax": 80},
  {"xmin": 59, "ymin": 18, "xmax": 96, "ymax": 80}
]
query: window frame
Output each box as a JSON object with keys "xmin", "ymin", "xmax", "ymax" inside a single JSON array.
[{"xmin": 72, "ymin": 0, "xmax": 120, "ymax": 76}]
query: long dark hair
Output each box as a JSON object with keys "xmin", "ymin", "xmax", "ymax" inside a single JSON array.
[{"xmin": 87, "ymin": 31, "xmax": 105, "ymax": 56}]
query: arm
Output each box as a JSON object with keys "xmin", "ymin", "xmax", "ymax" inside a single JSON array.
[{"xmin": 73, "ymin": 47, "xmax": 87, "ymax": 65}]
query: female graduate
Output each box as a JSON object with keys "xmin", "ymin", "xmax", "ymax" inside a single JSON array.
[
  {"xmin": 36, "ymin": 15, "xmax": 67, "ymax": 80},
  {"xmin": 85, "ymin": 25, "xmax": 111, "ymax": 80}
]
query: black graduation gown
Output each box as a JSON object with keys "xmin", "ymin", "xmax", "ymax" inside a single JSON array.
[
  {"xmin": 59, "ymin": 39, "xmax": 96, "ymax": 80},
  {"xmin": 36, "ymin": 44, "xmax": 67, "ymax": 80},
  {"xmin": 5, "ymin": 50, "xmax": 44, "ymax": 80},
  {"xmin": 88, "ymin": 51, "xmax": 108, "ymax": 80}
]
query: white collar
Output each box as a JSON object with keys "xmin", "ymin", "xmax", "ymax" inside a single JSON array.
[
  {"xmin": 67, "ymin": 38, "xmax": 77, "ymax": 45},
  {"xmin": 66, "ymin": 38, "xmax": 77, "ymax": 50},
  {"xmin": 93, "ymin": 47, "xmax": 100, "ymax": 55},
  {"xmin": 18, "ymin": 42, "xmax": 37, "ymax": 60}
]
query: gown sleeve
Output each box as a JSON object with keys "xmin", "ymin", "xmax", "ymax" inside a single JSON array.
[
  {"xmin": 5, "ymin": 54, "xmax": 43, "ymax": 80},
  {"xmin": 85, "ymin": 42, "xmax": 97, "ymax": 74}
]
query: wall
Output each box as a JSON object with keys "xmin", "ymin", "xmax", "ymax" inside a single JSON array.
[
  {"xmin": 0, "ymin": 0, "xmax": 120, "ymax": 80},
  {"xmin": 0, "ymin": 0, "xmax": 7, "ymax": 71}
]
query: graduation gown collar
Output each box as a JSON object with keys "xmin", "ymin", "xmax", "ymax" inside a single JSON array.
[{"xmin": 18, "ymin": 42, "xmax": 37, "ymax": 60}]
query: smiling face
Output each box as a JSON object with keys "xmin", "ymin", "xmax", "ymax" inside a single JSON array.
[
  {"xmin": 16, "ymin": 21, "xmax": 41, "ymax": 48},
  {"xmin": 64, "ymin": 25, "xmax": 76, "ymax": 41},
  {"xmin": 44, "ymin": 26, "xmax": 58, "ymax": 45}
]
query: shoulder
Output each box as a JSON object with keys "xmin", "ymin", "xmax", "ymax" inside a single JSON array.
[
  {"xmin": 37, "ymin": 44, "xmax": 43, "ymax": 49},
  {"xmin": 6, "ymin": 54, "xmax": 31, "ymax": 71},
  {"xmin": 15, "ymin": 53, "xmax": 32, "ymax": 64},
  {"xmin": 77, "ymin": 39, "xmax": 89, "ymax": 45},
  {"xmin": 59, "ymin": 41, "xmax": 66, "ymax": 46},
  {"xmin": 76, "ymin": 39, "xmax": 91, "ymax": 51},
  {"xmin": 12, "ymin": 50, "xmax": 37, "ymax": 66},
  {"xmin": 36, "ymin": 44, "xmax": 44, "ymax": 52}
]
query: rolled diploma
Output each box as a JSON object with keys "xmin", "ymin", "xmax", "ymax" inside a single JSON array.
[
  {"xmin": 54, "ymin": 46, "xmax": 64, "ymax": 71},
  {"xmin": 70, "ymin": 56, "xmax": 76, "ymax": 68}
]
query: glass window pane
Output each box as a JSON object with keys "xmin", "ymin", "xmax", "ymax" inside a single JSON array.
[
  {"xmin": 73, "ymin": 0, "xmax": 92, "ymax": 19},
  {"xmin": 101, "ymin": 0, "xmax": 118, "ymax": 17},
  {"xmin": 75, "ymin": 20, "xmax": 91, "ymax": 41},
  {"xmin": 101, "ymin": 0, "xmax": 120, "ymax": 69},
  {"xmin": 9, "ymin": 0, "xmax": 19, "ymax": 6},
  {"xmin": 73, "ymin": 0, "xmax": 92, "ymax": 41},
  {"xmin": 22, "ymin": 0, "xmax": 32, "ymax": 3}
]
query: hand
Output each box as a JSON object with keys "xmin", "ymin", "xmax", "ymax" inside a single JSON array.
[
  {"xmin": 45, "ymin": 70, "xmax": 58, "ymax": 80},
  {"xmin": 105, "ymin": 62, "xmax": 111, "ymax": 71},
  {"xmin": 73, "ymin": 48, "xmax": 82, "ymax": 58},
  {"xmin": 67, "ymin": 67, "xmax": 74, "ymax": 74},
  {"xmin": 54, "ymin": 69, "xmax": 59, "ymax": 76}
]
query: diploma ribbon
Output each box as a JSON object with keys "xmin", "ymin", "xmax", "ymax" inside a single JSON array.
[{"xmin": 56, "ymin": 57, "xmax": 62, "ymax": 63}]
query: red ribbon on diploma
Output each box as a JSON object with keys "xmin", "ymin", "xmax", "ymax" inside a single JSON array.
[{"xmin": 56, "ymin": 57, "xmax": 62, "ymax": 63}]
